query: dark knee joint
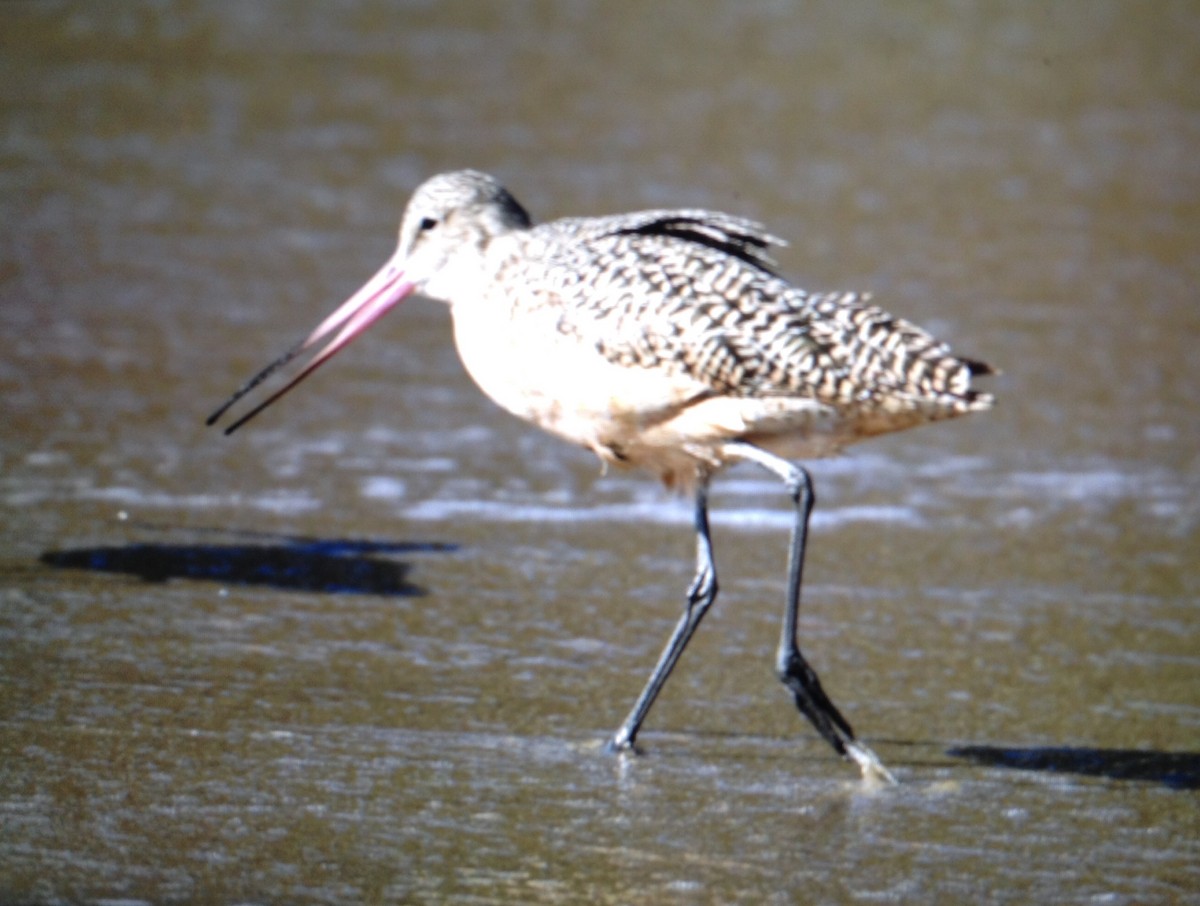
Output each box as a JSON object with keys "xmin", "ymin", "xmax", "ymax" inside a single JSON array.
[
  {"xmin": 787, "ymin": 465, "xmax": 814, "ymax": 508},
  {"xmin": 776, "ymin": 647, "xmax": 806, "ymax": 683},
  {"xmin": 687, "ymin": 570, "xmax": 718, "ymax": 611}
]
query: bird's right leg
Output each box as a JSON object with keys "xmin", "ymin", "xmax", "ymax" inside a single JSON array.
[
  {"xmin": 727, "ymin": 442, "xmax": 895, "ymax": 783},
  {"xmin": 608, "ymin": 482, "xmax": 718, "ymax": 752}
]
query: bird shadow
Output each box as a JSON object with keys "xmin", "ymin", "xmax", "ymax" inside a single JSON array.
[
  {"xmin": 946, "ymin": 743, "xmax": 1200, "ymax": 790},
  {"xmin": 39, "ymin": 527, "xmax": 457, "ymax": 597}
]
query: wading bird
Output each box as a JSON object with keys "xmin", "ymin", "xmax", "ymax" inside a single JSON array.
[{"xmin": 209, "ymin": 170, "xmax": 994, "ymax": 782}]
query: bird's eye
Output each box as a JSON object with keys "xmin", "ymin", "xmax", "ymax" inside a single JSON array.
[{"xmin": 418, "ymin": 216, "xmax": 438, "ymax": 233}]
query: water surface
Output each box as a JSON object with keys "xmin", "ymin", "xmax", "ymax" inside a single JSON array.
[{"xmin": 2, "ymin": 2, "xmax": 1197, "ymax": 903}]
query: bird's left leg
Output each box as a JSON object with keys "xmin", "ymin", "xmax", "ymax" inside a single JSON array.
[
  {"xmin": 608, "ymin": 480, "xmax": 718, "ymax": 752},
  {"xmin": 725, "ymin": 442, "xmax": 895, "ymax": 783}
]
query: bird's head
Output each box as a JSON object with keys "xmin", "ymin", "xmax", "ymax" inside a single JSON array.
[
  {"xmin": 207, "ymin": 170, "xmax": 529, "ymax": 434},
  {"xmin": 395, "ymin": 170, "xmax": 531, "ymax": 297}
]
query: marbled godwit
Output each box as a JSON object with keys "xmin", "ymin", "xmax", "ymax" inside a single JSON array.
[{"xmin": 209, "ymin": 170, "xmax": 994, "ymax": 782}]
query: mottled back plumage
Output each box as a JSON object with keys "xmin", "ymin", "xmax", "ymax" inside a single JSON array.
[
  {"xmin": 395, "ymin": 171, "xmax": 994, "ymax": 479},
  {"xmin": 519, "ymin": 213, "xmax": 991, "ymax": 412}
]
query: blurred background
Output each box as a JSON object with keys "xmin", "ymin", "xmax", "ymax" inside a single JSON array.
[{"xmin": 2, "ymin": 2, "xmax": 1197, "ymax": 903}]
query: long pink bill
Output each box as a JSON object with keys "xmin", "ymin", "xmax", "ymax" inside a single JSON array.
[{"xmin": 207, "ymin": 249, "xmax": 415, "ymax": 435}]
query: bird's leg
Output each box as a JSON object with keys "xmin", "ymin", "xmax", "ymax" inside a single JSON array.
[
  {"xmin": 727, "ymin": 443, "xmax": 895, "ymax": 784},
  {"xmin": 608, "ymin": 482, "xmax": 718, "ymax": 752}
]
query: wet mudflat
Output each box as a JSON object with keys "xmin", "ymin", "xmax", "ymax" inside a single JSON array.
[{"xmin": 2, "ymin": 2, "xmax": 1197, "ymax": 903}]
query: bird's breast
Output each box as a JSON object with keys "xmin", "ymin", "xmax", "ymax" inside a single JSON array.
[{"xmin": 450, "ymin": 300, "xmax": 696, "ymax": 442}]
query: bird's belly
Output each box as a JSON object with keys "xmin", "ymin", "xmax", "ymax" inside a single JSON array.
[
  {"xmin": 453, "ymin": 312, "xmax": 695, "ymax": 447},
  {"xmin": 452, "ymin": 310, "xmax": 847, "ymax": 485}
]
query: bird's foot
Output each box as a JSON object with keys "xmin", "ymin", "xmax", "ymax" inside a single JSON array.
[
  {"xmin": 603, "ymin": 733, "xmax": 644, "ymax": 757},
  {"xmin": 844, "ymin": 739, "xmax": 897, "ymax": 786},
  {"xmin": 777, "ymin": 649, "xmax": 897, "ymax": 784}
]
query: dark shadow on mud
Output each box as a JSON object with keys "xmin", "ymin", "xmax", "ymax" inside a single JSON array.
[
  {"xmin": 948, "ymin": 744, "xmax": 1200, "ymax": 790},
  {"xmin": 40, "ymin": 533, "xmax": 457, "ymax": 597}
]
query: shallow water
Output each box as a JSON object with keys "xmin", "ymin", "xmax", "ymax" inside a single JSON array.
[{"xmin": 2, "ymin": 2, "xmax": 1198, "ymax": 903}]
